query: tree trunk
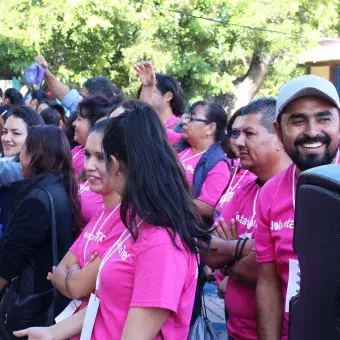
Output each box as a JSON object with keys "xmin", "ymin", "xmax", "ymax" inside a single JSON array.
[{"xmin": 218, "ymin": 50, "xmax": 277, "ymax": 116}]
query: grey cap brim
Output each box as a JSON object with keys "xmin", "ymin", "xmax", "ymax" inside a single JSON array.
[{"xmin": 277, "ymin": 87, "xmax": 340, "ymax": 118}]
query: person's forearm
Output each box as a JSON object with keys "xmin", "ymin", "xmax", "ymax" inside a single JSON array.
[
  {"xmin": 193, "ymin": 199, "xmax": 214, "ymax": 218},
  {"xmin": 50, "ymin": 307, "xmax": 86, "ymax": 339},
  {"xmin": 65, "ymin": 262, "xmax": 99, "ymax": 300},
  {"xmin": 228, "ymin": 252, "xmax": 257, "ymax": 288},
  {"xmin": 139, "ymin": 85, "xmax": 155, "ymax": 107},
  {"xmin": 256, "ymin": 272, "xmax": 283, "ymax": 339},
  {"xmin": 44, "ymin": 69, "xmax": 70, "ymax": 101}
]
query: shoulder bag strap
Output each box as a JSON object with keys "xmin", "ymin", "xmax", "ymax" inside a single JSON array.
[
  {"xmin": 39, "ymin": 188, "xmax": 58, "ymax": 325},
  {"xmin": 39, "ymin": 188, "xmax": 58, "ymax": 266}
]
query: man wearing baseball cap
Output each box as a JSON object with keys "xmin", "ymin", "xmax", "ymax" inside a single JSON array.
[{"xmin": 255, "ymin": 75, "xmax": 340, "ymax": 340}]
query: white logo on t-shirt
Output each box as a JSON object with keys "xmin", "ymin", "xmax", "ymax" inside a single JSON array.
[
  {"xmin": 117, "ymin": 242, "xmax": 131, "ymax": 261},
  {"xmin": 236, "ymin": 211, "xmax": 256, "ymax": 230},
  {"xmin": 184, "ymin": 165, "xmax": 195, "ymax": 174},
  {"xmin": 270, "ymin": 218, "xmax": 294, "ymax": 231},
  {"xmin": 84, "ymin": 231, "xmax": 107, "ymax": 242}
]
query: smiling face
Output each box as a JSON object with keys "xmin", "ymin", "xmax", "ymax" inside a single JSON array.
[
  {"xmin": 1, "ymin": 115, "xmax": 28, "ymax": 157},
  {"xmin": 276, "ymin": 96, "xmax": 340, "ymax": 172},
  {"xmin": 84, "ymin": 131, "xmax": 114, "ymax": 195},
  {"xmin": 73, "ymin": 115, "xmax": 91, "ymax": 147}
]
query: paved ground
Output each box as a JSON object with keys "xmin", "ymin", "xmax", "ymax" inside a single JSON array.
[{"xmin": 203, "ymin": 283, "xmax": 228, "ymax": 340}]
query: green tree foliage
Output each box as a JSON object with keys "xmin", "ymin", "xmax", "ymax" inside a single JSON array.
[{"xmin": 1, "ymin": 0, "xmax": 339, "ymax": 111}]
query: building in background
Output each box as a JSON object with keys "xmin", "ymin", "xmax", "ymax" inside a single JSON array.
[{"xmin": 304, "ymin": 39, "xmax": 340, "ymax": 94}]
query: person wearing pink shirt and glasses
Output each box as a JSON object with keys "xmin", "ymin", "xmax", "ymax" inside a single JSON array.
[
  {"xmin": 255, "ymin": 75, "xmax": 340, "ymax": 340},
  {"xmin": 203, "ymin": 97, "xmax": 291, "ymax": 340}
]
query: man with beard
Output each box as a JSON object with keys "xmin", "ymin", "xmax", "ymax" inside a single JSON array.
[{"xmin": 255, "ymin": 75, "xmax": 340, "ymax": 340}]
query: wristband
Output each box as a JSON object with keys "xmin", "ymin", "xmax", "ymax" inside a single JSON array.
[{"xmin": 236, "ymin": 237, "xmax": 249, "ymax": 262}]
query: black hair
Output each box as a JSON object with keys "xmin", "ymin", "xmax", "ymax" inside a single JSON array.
[
  {"xmin": 155, "ymin": 73, "xmax": 185, "ymax": 117},
  {"xmin": 83, "ymin": 76, "xmax": 123, "ymax": 106},
  {"xmin": 29, "ymin": 90, "xmax": 49, "ymax": 106},
  {"xmin": 25, "ymin": 125, "xmax": 82, "ymax": 237},
  {"xmin": 224, "ymin": 106, "xmax": 244, "ymax": 159},
  {"xmin": 242, "ymin": 97, "xmax": 277, "ymax": 133},
  {"xmin": 38, "ymin": 100, "xmax": 68, "ymax": 125},
  {"xmin": 190, "ymin": 101, "xmax": 228, "ymax": 141},
  {"xmin": 111, "ymin": 99, "xmax": 149, "ymax": 115},
  {"xmin": 40, "ymin": 107, "xmax": 61, "ymax": 126},
  {"xmin": 102, "ymin": 107, "xmax": 210, "ymax": 253},
  {"xmin": 63, "ymin": 111, "xmax": 79, "ymax": 150},
  {"xmin": 90, "ymin": 118, "xmax": 110, "ymax": 134},
  {"xmin": 4, "ymin": 88, "xmax": 24, "ymax": 105},
  {"xmin": 78, "ymin": 96, "xmax": 113, "ymax": 127},
  {"xmin": 8, "ymin": 105, "xmax": 45, "ymax": 127}
]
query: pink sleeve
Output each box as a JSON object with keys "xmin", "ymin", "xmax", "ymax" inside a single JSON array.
[
  {"xmin": 166, "ymin": 129, "xmax": 182, "ymax": 145},
  {"xmin": 255, "ymin": 187, "xmax": 276, "ymax": 263},
  {"xmin": 197, "ymin": 161, "xmax": 231, "ymax": 207},
  {"xmin": 130, "ymin": 244, "xmax": 189, "ymax": 312}
]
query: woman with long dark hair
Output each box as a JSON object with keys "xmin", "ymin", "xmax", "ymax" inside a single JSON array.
[
  {"xmin": 0, "ymin": 125, "xmax": 82, "ymax": 338},
  {"xmin": 14, "ymin": 106, "xmax": 210, "ymax": 340}
]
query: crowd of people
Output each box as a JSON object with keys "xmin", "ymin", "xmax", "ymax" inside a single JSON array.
[{"xmin": 0, "ymin": 54, "xmax": 338, "ymax": 340}]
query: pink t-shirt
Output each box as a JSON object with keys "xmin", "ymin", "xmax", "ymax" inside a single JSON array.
[
  {"xmin": 178, "ymin": 147, "xmax": 231, "ymax": 206},
  {"xmin": 164, "ymin": 114, "xmax": 181, "ymax": 129},
  {"xmin": 72, "ymin": 145, "xmax": 85, "ymax": 178},
  {"xmin": 78, "ymin": 182, "xmax": 103, "ymax": 224},
  {"xmin": 222, "ymin": 179, "xmax": 260, "ymax": 340},
  {"xmin": 214, "ymin": 165, "xmax": 256, "ymax": 220},
  {"xmin": 93, "ymin": 221, "xmax": 198, "ymax": 340},
  {"xmin": 166, "ymin": 129, "xmax": 182, "ymax": 145},
  {"xmin": 69, "ymin": 204, "xmax": 122, "ymax": 340}
]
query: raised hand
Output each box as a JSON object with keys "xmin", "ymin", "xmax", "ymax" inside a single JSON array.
[
  {"xmin": 35, "ymin": 55, "xmax": 49, "ymax": 70},
  {"xmin": 134, "ymin": 61, "xmax": 156, "ymax": 88}
]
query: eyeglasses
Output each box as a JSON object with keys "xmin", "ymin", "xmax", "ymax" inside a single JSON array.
[{"xmin": 186, "ymin": 116, "xmax": 211, "ymax": 124}]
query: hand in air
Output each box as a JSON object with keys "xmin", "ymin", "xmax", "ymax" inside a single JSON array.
[
  {"xmin": 13, "ymin": 327, "xmax": 53, "ymax": 339},
  {"xmin": 134, "ymin": 61, "xmax": 156, "ymax": 88},
  {"xmin": 35, "ymin": 55, "xmax": 49, "ymax": 70},
  {"xmin": 212, "ymin": 217, "xmax": 237, "ymax": 241}
]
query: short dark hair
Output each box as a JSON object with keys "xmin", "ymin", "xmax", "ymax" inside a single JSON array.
[
  {"xmin": 78, "ymin": 96, "xmax": 113, "ymax": 127},
  {"xmin": 190, "ymin": 101, "xmax": 228, "ymax": 141},
  {"xmin": 83, "ymin": 76, "xmax": 123, "ymax": 106},
  {"xmin": 242, "ymin": 97, "xmax": 276, "ymax": 133},
  {"xmin": 30, "ymin": 90, "xmax": 49, "ymax": 105},
  {"xmin": 40, "ymin": 107, "xmax": 61, "ymax": 126},
  {"xmin": 111, "ymin": 99, "xmax": 149, "ymax": 114},
  {"xmin": 155, "ymin": 73, "xmax": 185, "ymax": 117},
  {"xmin": 4, "ymin": 88, "xmax": 24, "ymax": 105},
  {"xmin": 102, "ymin": 107, "xmax": 210, "ymax": 253},
  {"xmin": 38, "ymin": 100, "xmax": 67, "ymax": 125},
  {"xmin": 8, "ymin": 106, "xmax": 45, "ymax": 127},
  {"xmin": 25, "ymin": 125, "xmax": 82, "ymax": 237}
]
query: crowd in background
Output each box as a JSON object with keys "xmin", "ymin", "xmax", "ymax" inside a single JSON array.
[{"xmin": 0, "ymin": 55, "xmax": 339, "ymax": 340}]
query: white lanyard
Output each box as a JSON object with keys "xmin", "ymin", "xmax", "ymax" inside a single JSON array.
[
  {"xmin": 83, "ymin": 204, "xmax": 121, "ymax": 266},
  {"xmin": 250, "ymin": 187, "xmax": 260, "ymax": 224},
  {"xmin": 79, "ymin": 181, "xmax": 89, "ymax": 194},
  {"xmin": 72, "ymin": 147, "xmax": 83, "ymax": 160},
  {"xmin": 180, "ymin": 148, "xmax": 207, "ymax": 164},
  {"xmin": 226, "ymin": 167, "xmax": 248, "ymax": 196},
  {"xmin": 95, "ymin": 220, "xmax": 143, "ymax": 292},
  {"xmin": 291, "ymin": 149, "xmax": 340, "ymax": 210}
]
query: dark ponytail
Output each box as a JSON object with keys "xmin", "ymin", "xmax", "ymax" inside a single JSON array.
[{"xmin": 102, "ymin": 107, "xmax": 210, "ymax": 253}]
